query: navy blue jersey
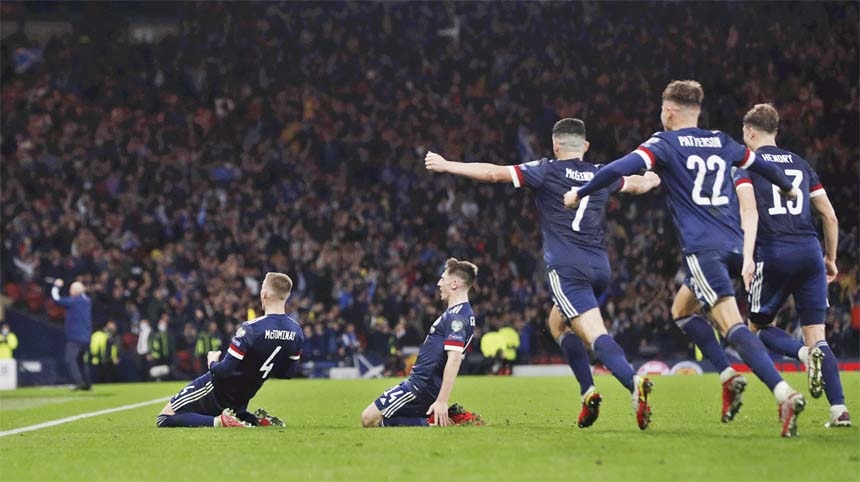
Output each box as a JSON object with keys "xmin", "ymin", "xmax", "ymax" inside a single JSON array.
[
  {"xmin": 213, "ymin": 314, "xmax": 304, "ymax": 408},
  {"xmin": 408, "ymin": 302, "xmax": 475, "ymax": 396},
  {"xmin": 510, "ymin": 158, "xmax": 623, "ymax": 268},
  {"xmin": 733, "ymin": 146, "xmax": 823, "ymax": 247},
  {"xmin": 634, "ymin": 128, "xmax": 753, "ymax": 254}
]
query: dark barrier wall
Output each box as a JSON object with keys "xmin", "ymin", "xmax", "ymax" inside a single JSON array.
[{"xmin": 6, "ymin": 309, "xmax": 67, "ymax": 384}]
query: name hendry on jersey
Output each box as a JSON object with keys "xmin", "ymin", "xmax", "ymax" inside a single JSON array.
[{"xmin": 760, "ymin": 153, "xmax": 793, "ymax": 163}]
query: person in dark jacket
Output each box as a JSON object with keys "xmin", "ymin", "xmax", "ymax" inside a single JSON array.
[{"xmin": 52, "ymin": 279, "xmax": 93, "ymax": 391}]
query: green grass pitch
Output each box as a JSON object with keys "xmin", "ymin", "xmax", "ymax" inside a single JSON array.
[{"xmin": 1, "ymin": 373, "xmax": 858, "ymax": 481}]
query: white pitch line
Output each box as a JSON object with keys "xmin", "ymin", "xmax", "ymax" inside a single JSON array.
[{"xmin": 0, "ymin": 396, "xmax": 171, "ymax": 437}]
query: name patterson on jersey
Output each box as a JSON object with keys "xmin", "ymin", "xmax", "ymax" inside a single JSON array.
[
  {"xmin": 264, "ymin": 329, "xmax": 297, "ymax": 341},
  {"xmin": 678, "ymin": 135, "xmax": 723, "ymax": 148}
]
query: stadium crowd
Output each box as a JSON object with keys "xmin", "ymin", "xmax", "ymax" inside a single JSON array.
[{"xmin": 1, "ymin": 2, "xmax": 858, "ymax": 381}]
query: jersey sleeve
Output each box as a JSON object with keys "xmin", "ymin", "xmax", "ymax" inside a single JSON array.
[
  {"xmin": 227, "ymin": 323, "xmax": 254, "ymax": 360},
  {"xmin": 633, "ymin": 134, "xmax": 666, "ymax": 170},
  {"xmin": 290, "ymin": 329, "xmax": 304, "ymax": 361},
  {"xmin": 594, "ymin": 165, "xmax": 626, "ymax": 193},
  {"xmin": 442, "ymin": 313, "xmax": 472, "ymax": 352},
  {"xmin": 807, "ymin": 166, "xmax": 825, "ymax": 198},
  {"xmin": 724, "ymin": 136, "xmax": 756, "ymax": 168},
  {"xmin": 509, "ymin": 159, "xmax": 549, "ymax": 189},
  {"xmin": 732, "ymin": 167, "xmax": 752, "ymax": 189}
]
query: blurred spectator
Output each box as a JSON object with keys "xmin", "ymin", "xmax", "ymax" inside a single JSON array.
[
  {"xmin": 339, "ymin": 323, "xmax": 361, "ymax": 360},
  {"xmin": 366, "ymin": 318, "xmax": 395, "ymax": 366},
  {"xmin": 194, "ymin": 320, "xmax": 223, "ymax": 373},
  {"xmin": 89, "ymin": 320, "xmax": 119, "ymax": 383},
  {"xmin": 0, "ymin": 2, "xmax": 857, "ymax": 381},
  {"xmin": 0, "ymin": 323, "xmax": 18, "ymax": 359},
  {"xmin": 51, "ymin": 279, "xmax": 92, "ymax": 390},
  {"xmin": 136, "ymin": 318, "xmax": 152, "ymax": 380},
  {"xmin": 515, "ymin": 319, "xmax": 535, "ymax": 364},
  {"xmin": 480, "ymin": 330, "xmax": 508, "ymax": 375},
  {"xmin": 149, "ymin": 317, "xmax": 174, "ymax": 380}
]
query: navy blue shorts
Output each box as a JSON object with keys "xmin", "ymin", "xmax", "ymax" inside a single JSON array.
[
  {"xmin": 684, "ymin": 250, "xmax": 742, "ymax": 308},
  {"xmin": 547, "ymin": 263, "xmax": 610, "ymax": 320},
  {"xmin": 169, "ymin": 372, "xmax": 224, "ymax": 416},
  {"xmin": 373, "ymin": 380, "xmax": 434, "ymax": 419},
  {"xmin": 748, "ymin": 247, "xmax": 827, "ymax": 325}
]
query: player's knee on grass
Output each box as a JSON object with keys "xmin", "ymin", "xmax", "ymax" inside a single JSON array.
[
  {"xmin": 361, "ymin": 404, "xmax": 382, "ymax": 428},
  {"xmin": 159, "ymin": 402, "xmax": 175, "ymax": 417}
]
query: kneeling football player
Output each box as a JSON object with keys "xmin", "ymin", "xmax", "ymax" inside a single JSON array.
[
  {"xmin": 360, "ymin": 258, "xmax": 483, "ymax": 427},
  {"xmin": 156, "ymin": 273, "xmax": 302, "ymax": 428}
]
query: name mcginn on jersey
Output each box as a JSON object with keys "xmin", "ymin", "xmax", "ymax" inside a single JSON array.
[{"xmin": 565, "ymin": 168, "xmax": 594, "ymax": 182}]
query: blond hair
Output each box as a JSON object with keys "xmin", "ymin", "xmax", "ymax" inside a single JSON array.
[{"xmin": 263, "ymin": 272, "xmax": 293, "ymax": 300}]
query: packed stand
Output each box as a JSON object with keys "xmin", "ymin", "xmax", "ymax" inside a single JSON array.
[{"xmin": 1, "ymin": 2, "xmax": 858, "ymax": 381}]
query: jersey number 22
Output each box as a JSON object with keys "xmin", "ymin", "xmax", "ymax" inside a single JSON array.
[{"xmin": 686, "ymin": 155, "xmax": 729, "ymax": 206}]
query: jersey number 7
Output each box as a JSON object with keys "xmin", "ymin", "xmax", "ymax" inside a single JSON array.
[{"xmin": 571, "ymin": 196, "xmax": 590, "ymax": 232}]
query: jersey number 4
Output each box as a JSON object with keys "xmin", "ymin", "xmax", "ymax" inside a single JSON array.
[
  {"xmin": 686, "ymin": 155, "xmax": 729, "ymax": 206},
  {"xmin": 259, "ymin": 346, "xmax": 282, "ymax": 379},
  {"xmin": 768, "ymin": 169, "xmax": 803, "ymax": 216}
]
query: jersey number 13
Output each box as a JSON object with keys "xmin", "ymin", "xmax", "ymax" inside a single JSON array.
[{"xmin": 767, "ymin": 169, "xmax": 803, "ymax": 216}]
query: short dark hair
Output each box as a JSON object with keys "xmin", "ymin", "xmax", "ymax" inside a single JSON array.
[
  {"xmin": 445, "ymin": 258, "xmax": 478, "ymax": 288},
  {"xmin": 662, "ymin": 80, "xmax": 704, "ymax": 107},
  {"xmin": 552, "ymin": 118, "xmax": 586, "ymax": 138},
  {"xmin": 743, "ymin": 103, "xmax": 779, "ymax": 134}
]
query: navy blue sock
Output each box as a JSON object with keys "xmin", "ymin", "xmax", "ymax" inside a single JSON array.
[
  {"xmin": 156, "ymin": 412, "xmax": 215, "ymax": 428},
  {"xmin": 559, "ymin": 332, "xmax": 595, "ymax": 396},
  {"xmin": 676, "ymin": 315, "xmax": 729, "ymax": 373},
  {"xmin": 758, "ymin": 326, "xmax": 804, "ymax": 358},
  {"xmin": 382, "ymin": 416, "xmax": 429, "ymax": 427},
  {"xmin": 816, "ymin": 341, "xmax": 846, "ymax": 405},
  {"xmin": 592, "ymin": 334, "xmax": 635, "ymax": 392},
  {"xmin": 726, "ymin": 324, "xmax": 782, "ymax": 391}
]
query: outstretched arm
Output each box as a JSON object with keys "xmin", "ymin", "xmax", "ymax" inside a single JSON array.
[
  {"xmin": 425, "ymin": 151, "xmax": 512, "ymax": 183},
  {"xmin": 564, "ymin": 152, "xmax": 647, "ymax": 208},
  {"xmin": 426, "ymin": 350, "xmax": 463, "ymax": 426},
  {"xmin": 741, "ymin": 153, "xmax": 797, "ymax": 198},
  {"xmin": 51, "ymin": 279, "xmax": 72, "ymax": 307},
  {"xmin": 811, "ymin": 193, "xmax": 839, "ymax": 282},
  {"xmin": 619, "ymin": 171, "xmax": 661, "ymax": 195}
]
